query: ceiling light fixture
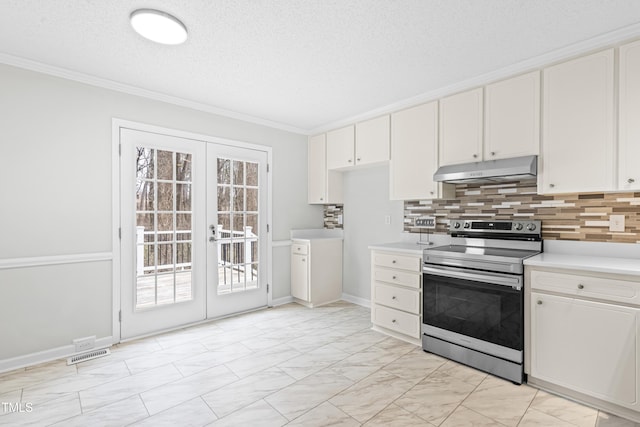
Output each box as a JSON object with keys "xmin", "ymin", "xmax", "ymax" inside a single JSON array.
[{"xmin": 130, "ymin": 9, "xmax": 188, "ymax": 45}]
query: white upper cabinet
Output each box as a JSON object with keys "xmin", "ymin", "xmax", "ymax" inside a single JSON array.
[
  {"xmin": 485, "ymin": 71, "xmax": 540, "ymax": 160},
  {"xmin": 391, "ymin": 102, "xmax": 453, "ymax": 200},
  {"xmin": 326, "ymin": 125, "xmax": 355, "ymax": 170},
  {"xmin": 541, "ymin": 49, "xmax": 615, "ymax": 194},
  {"xmin": 439, "ymin": 88, "xmax": 483, "ymax": 166},
  {"xmin": 326, "ymin": 118, "xmax": 390, "ymax": 170},
  {"xmin": 619, "ymin": 40, "xmax": 640, "ymax": 191},
  {"xmin": 355, "ymin": 115, "xmax": 390, "ymax": 167},
  {"xmin": 308, "ymin": 134, "xmax": 343, "ymax": 204}
]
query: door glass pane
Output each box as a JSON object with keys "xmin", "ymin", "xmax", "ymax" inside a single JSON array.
[
  {"xmin": 218, "ymin": 158, "xmax": 230, "ymax": 184},
  {"xmin": 135, "ymin": 147, "xmax": 194, "ymax": 309},
  {"xmin": 176, "ymin": 153, "xmax": 192, "ymax": 182},
  {"xmin": 246, "ymin": 188, "xmax": 258, "ymax": 212},
  {"xmin": 157, "ymin": 150, "xmax": 174, "ymax": 180},
  {"xmin": 233, "ymin": 187, "xmax": 244, "ymax": 212},
  {"xmin": 217, "ymin": 186, "xmax": 230, "ymax": 211},
  {"xmin": 176, "ymin": 183, "xmax": 191, "ymax": 211},
  {"xmin": 216, "ymin": 157, "xmax": 260, "ymax": 294},
  {"xmin": 246, "ymin": 162, "xmax": 258, "ymax": 186},
  {"xmin": 233, "ymin": 161, "xmax": 244, "ymax": 184}
]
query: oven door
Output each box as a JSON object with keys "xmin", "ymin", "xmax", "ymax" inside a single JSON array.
[{"xmin": 423, "ymin": 264, "xmax": 523, "ymax": 360}]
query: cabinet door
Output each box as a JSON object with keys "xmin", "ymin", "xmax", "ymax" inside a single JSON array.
[
  {"xmin": 619, "ymin": 40, "xmax": 640, "ymax": 190},
  {"xmin": 326, "ymin": 125, "xmax": 355, "ymax": 170},
  {"xmin": 485, "ymin": 71, "xmax": 540, "ymax": 160},
  {"xmin": 291, "ymin": 253, "xmax": 309, "ymax": 301},
  {"xmin": 531, "ymin": 292, "xmax": 638, "ymax": 408},
  {"xmin": 541, "ymin": 49, "xmax": 615, "ymax": 194},
  {"xmin": 307, "ymin": 134, "xmax": 343, "ymax": 205},
  {"xmin": 439, "ymin": 88, "xmax": 483, "ymax": 166},
  {"xmin": 308, "ymin": 134, "xmax": 327, "ymax": 204},
  {"xmin": 390, "ymin": 102, "xmax": 440, "ymax": 200},
  {"xmin": 355, "ymin": 115, "xmax": 390, "ymax": 166}
]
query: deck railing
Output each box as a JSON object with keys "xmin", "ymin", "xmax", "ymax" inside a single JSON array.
[{"xmin": 136, "ymin": 226, "xmax": 257, "ymax": 277}]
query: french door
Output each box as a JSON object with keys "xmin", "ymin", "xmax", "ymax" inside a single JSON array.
[
  {"xmin": 207, "ymin": 144, "xmax": 269, "ymax": 318},
  {"xmin": 119, "ymin": 127, "xmax": 268, "ymax": 340}
]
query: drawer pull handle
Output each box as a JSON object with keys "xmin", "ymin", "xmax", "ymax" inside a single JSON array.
[
  {"xmin": 578, "ymin": 284, "xmax": 584, "ymax": 289},
  {"xmin": 391, "ymin": 296, "xmax": 397, "ymax": 300},
  {"xmin": 392, "ymin": 319, "xmax": 397, "ymax": 323},
  {"xmin": 392, "ymin": 260, "xmax": 397, "ymax": 264},
  {"xmin": 537, "ymin": 300, "xmax": 543, "ymax": 305},
  {"xmin": 629, "ymin": 178, "xmax": 635, "ymax": 184},
  {"xmin": 392, "ymin": 276, "xmax": 397, "ymax": 280}
]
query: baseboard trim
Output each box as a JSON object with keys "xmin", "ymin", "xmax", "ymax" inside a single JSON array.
[
  {"xmin": 271, "ymin": 296, "xmax": 294, "ymax": 306},
  {"xmin": 0, "ymin": 336, "xmax": 114, "ymax": 374},
  {"xmin": 341, "ymin": 293, "xmax": 371, "ymax": 308}
]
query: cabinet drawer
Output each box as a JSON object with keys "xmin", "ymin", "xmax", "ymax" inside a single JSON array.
[
  {"xmin": 372, "ymin": 304, "xmax": 420, "ymax": 338},
  {"xmin": 291, "ymin": 242, "xmax": 308, "ymax": 255},
  {"xmin": 373, "ymin": 253, "xmax": 420, "ymax": 272},
  {"xmin": 530, "ymin": 270, "xmax": 640, "ymax": 306},
  {"xmin": 373, "ymin": 283, "xmax": 420, "ymax": 314},
  {"xmin": 373, "ymin": 268, "xmax": 420, "ymax": 289}
]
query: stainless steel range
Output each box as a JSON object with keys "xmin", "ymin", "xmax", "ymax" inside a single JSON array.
[{"xmin": 422, "ymin": 219, "xmax": 542, "ymax": 384}]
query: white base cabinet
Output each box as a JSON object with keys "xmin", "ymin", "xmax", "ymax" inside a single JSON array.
[
  {"xmin": 370, "ymin": 250, "xmax": 422, "ymax": 345},
  {"xmin": 291, "ymin": 238, "xmax": 343, "ymax": 308},
  {"xmin": 526, "ymin": 267, "xmax": 640, "ymax": 421}
]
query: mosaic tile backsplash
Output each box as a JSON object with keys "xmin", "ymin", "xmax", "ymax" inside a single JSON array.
[
  {"xmin": 404, "ymin": 180, "xmax": 640, "ymax": 243},
  {"xmin": 324, "ymin": 204, "xmax": 344, "ymax": 229}
]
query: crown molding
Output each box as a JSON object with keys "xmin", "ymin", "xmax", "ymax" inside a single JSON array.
[
  {"xmin": 4, "ymin": 21, "xmax": 640, "ymax": 137},
  {"xmin": 309, "ymin": 22, "xmax": 640, "ymax": 135},
  {"xmin": 0, "ymin": 52, "xmax": 307, "ymax": 135}
]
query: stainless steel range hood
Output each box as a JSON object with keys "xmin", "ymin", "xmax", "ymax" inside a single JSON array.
[{"xmin": 433, "ymin": 155, "xmax": 537, "ymax": 184}]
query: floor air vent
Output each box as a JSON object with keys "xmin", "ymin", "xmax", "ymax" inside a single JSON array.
[{"xmin": 67, "ymin": 348, "xmax": 111, "ymax": 365}]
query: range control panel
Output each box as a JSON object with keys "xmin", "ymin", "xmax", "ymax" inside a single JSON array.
[
  {"xmin": 448, "ymin": 219, "xmax": 542, "ymax": 239},
  {"xmin": 415, "ymin": 216, "xmax": 436, "ymax": 229}
]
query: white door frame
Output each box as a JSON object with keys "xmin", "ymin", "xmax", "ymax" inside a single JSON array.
[{"xmin": 112, "ymin": 118, "xmax": 273, "ymax": 343}]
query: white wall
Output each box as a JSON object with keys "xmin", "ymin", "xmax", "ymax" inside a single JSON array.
[
  {"xmin": 341, "ymin": 165, "xmax": 406, "ymax": 300},
  {"xmin": 0, "ymin": 64, "xmax": 322, "ymax": 363}
]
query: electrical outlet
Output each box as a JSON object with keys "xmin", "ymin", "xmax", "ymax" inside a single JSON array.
[
  {"xmin": 384, "ymin": 215, "xmax": 391, "ymax": 225},
  {"xmin": 73, "ymin": 336, "xmax": 96, "ymax": 353},
  {"xmin": 609, "ymin": 215, "xmax": 625, "ymax": 232}
]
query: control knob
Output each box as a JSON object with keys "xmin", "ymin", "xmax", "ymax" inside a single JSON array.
[
  {"xmin": 526, "ymin": 223, "xmax": 537, "ymax": 231},
  {"xmin": 452, "ymin": 221, "xmax": 461, "ymax": 229},
  {"xmin": 514, "ymin": 223, "xmax": 523, "ymax": 231},
  {"xmin": 463, "ymin": 222, "xmax": 471, "ymax": 229}
]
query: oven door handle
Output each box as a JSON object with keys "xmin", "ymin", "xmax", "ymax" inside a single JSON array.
[{"xmin": 423, "ymin": 266, "xmax": 522, "ymax": 289}]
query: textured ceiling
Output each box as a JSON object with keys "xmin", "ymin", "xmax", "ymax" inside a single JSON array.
[{"xmin": 1, "ymin": 1, "xmax": 640, "ymax": 133}]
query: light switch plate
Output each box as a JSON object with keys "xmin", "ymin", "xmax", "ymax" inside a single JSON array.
[{"xmin": 609, "ymin": 215, "xmax": 625, "ymax": 232}]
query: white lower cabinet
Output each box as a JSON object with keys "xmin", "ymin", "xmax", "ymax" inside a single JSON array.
[
  {"xmin": 370, "ymin": 250, "xmax": 422, "ymax": 344},
  {"xmin": 527, "ymin": 267, "xmax": 640, "ymax": 420},
  {"xmin": 290, "ymin": 238, "xmax": 343, "ymax": 307}
]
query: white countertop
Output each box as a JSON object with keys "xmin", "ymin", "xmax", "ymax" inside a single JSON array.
[
  {"xmin": 524, "ymin": 253, "xmax": 640, "ymax": 276},
  {"xmin": 290, "ymin": 228, "xmax": 343, "ymax": 241},
  {"xmin": 368, "ymin": 241, "xmax": 428, "ymax": 255}
]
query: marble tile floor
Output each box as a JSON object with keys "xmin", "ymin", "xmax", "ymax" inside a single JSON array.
[{"xmin": 1, "ymin": 301, "xmax": 638, "ymax": 426}]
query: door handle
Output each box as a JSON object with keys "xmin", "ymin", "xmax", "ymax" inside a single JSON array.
[{"xmin": 209, "ymin": 224, "xmax": 217, "ymax": 241}]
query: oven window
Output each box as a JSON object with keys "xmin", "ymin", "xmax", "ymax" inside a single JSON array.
[{"xmin": 423, "ymin": 273, "xmax": 522, "ymax": 350}]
